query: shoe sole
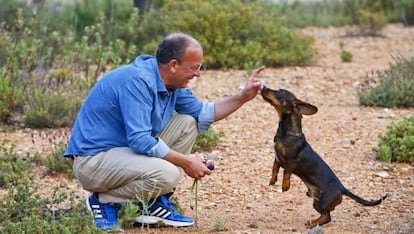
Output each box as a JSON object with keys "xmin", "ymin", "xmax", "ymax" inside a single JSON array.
[{"xmin": 135, "ymin": 215, "xmax": 194, "ymax": 227}]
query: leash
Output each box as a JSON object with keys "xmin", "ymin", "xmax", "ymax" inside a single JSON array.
[{"xmin": 191, "ymin": 159, "xmax": 215, "ymax": 226}]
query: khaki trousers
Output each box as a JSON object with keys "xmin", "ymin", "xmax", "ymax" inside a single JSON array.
[{"xmin": 72, "ymin": 114, "xmax": 198, "ymax": 203}]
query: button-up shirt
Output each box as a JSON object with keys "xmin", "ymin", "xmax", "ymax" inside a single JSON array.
[{"xmin": 64, "ymin": 55, "xmax": 215, "ymax": 158}]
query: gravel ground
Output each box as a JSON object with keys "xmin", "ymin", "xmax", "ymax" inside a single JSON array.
[{"xmin": 1, "ymin": 23, "xmax": 413, "ymax": 234}]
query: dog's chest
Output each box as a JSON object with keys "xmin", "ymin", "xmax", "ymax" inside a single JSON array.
[{"xmin": 274, "ymin": 141, "xmax": 288, "ymax": 166}]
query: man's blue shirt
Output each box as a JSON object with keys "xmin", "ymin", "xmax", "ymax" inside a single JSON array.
[{"xmin": 64, "ymin": 55, "xmax": 215, "ymax": 158}]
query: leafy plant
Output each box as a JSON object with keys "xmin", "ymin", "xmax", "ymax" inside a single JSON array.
[
  {"xmin": 339, "ymin": 41, "xmax": 353, "ymax": 62},
  {"xmin": 43, "ymin": 141, "xmax": 74, "ymax": 178},
  {"xmin": 118, "ymin": 202, "xmax": 140, "ymax": 228},
  {"xmin": 0, "ymin": 177, "xmax": 101, "ymax": 233},
  {"xmin": 138, "ymin": 0, "xmax": 316, "ymax": 69},
  {"xmin": 210, "ymin": 210, "xmax": 228, "ymax": 232},
  {"xmin": 376, "ymin": 116, "xmax": 414, "ymax": 163},
  {"xmin": 343, "ymin": 0, "xmax": 392, "ymax": 36},
  {"xmin": 358, "ymin": 56, "xmax": 414, "ymax": 107},
  {"xmin": 24, "ymin": 88, "xmax": 82, "ymax": 128},
  {"xmin": 192, "ymin": 129, "xmax": 224, "ymax": 153},
  {"xmin": 0, "ymin": 141, "xmax": 34, "ymax": 187},
  {"xmin": 377, "ymin": 143, "xmax": 392, "ymax": 163}
]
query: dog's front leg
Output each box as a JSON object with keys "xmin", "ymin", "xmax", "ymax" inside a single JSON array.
[
  {"xmin": 281, "ymin": 162, "xmax": 297, "ymax": 191},
  {"xmin": 282, "ymin": 170, "xmax": 292, "ymax": 191},
  {"xmin": 269, "ymin": 159, "xmax": 280, "ymax": 185}
]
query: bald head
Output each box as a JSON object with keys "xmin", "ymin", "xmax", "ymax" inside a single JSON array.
[{"xmin": 156, "ymin": 32, "xmax": 202, "ymax": 64}]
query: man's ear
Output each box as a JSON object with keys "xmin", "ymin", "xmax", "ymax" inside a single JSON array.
[
  {"xmin": 169, "ymin": 59, "xmax": 179, "ymax": 73},
  {"xmin": 294, "ymin": 100, "xmax": 318, "ymax": 115}
]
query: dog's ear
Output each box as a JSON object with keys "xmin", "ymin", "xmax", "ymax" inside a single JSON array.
[{"xmin": 294, "ymin": 100, "xmax": 318, "ymax": 115}]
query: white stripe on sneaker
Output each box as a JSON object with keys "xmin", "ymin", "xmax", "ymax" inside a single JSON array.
[{"xmin": 150, "ymin": 207, "xmax": 171, "ymax": 218}]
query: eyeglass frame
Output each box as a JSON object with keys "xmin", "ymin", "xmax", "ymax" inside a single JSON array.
[{"xmin": 172, "ymin": 58, "xmax": 203, "ymax": 73}]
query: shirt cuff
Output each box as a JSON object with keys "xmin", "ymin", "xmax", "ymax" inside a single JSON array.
[
  {"xmin": 198, "ymin": 102, "xmax": 215, "ymax": 133},
  {"xmin": 151, "ymin": 138, "xmax": 170, "ymax": 158}
]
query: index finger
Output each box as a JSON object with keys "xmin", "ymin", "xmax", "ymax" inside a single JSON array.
[{"xmin": 251, "ymin": 66, "xmax": 265, "ymax": 77}]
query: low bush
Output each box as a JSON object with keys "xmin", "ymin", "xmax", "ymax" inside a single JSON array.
[
  {"xmin": 0, "ymin": 178, "xmax": 101, "ymax": 233},
  {"xmin": 358, "ymin": 56, "xmax": 414, "ymax": 108},
  {"xmin": 138, "ymin": 0, "xmax": 316, "ymax": 69},
  {"xmin": 192, "ymin": 129, "xmax": 225, "ymax": 153},
  {"xmin": 339, "ymin": 41, "xmax": 353, "ymax": 62},
  {"xmin": 0, "ymin": 142, "xmax": 34, "ymax": 187},
  {"xmin": 43, "ymin": 142, "xmax": 74, "ymax": 178},
  {"xmin": 376, "ymin": 116, "xmax": 414, "ymax": 163}
]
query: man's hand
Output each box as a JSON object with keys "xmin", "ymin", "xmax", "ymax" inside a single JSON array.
[
  {"xmin": 214, "ymin": 66, "xmax": 265, "ymax": 121},
  {"xmin": 163, "ymin": 150, "xmax": 211, "ymax": 180},
  {"xmin": 241, "ymin": 66, "xmax": 265, "ymax": 101}
]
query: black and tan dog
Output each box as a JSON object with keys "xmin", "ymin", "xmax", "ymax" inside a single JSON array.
[{"xmin": 261, "ymin": 86, "xmax": 387, "ymax": 228}]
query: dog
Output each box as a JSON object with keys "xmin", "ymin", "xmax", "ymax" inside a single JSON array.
[{"xmin": 261, "ymin": 86, "xmax": 387, "ymax": 228}]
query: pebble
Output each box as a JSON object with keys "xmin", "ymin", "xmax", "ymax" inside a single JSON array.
[{"xmin": 376, "ymin": 171, "xmax": 390, "ymax": 178}]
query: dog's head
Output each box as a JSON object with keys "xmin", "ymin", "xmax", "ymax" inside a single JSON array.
[{"xmin": 261, "ymin": 86, "xmax": 318, "ymax": 117}]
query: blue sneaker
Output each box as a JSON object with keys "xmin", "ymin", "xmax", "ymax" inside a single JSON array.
[
  {"xmin": 135, "ymin": 195, "xmax": 194, "ymax": 227},
  {"xmin": 86, "ymin": 193, "xmax": 123, "ymax": 231}
]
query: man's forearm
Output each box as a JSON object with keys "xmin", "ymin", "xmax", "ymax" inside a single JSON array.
[{"xmin": 214, "ymin": 92, "xmax": 249, "ymax": 121}]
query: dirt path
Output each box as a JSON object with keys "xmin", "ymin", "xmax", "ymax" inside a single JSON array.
[{"xmin": 1, "ymin": 24, "xmax": 413, "ymax": 233}]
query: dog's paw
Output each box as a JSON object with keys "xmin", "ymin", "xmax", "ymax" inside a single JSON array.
[
  {"xmin": 307, "ymin": 224, "xmax": 324, "ymax": 234},
  {"xmin": 282, "ymin": 184, "xmax": 290, "ymax": 192},
  {"xmin": 305, "ymin": 220, "xmax": 316, "ymax": 229}
]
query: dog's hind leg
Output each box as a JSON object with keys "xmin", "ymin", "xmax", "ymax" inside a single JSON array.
[
  {"xmin": 305, "ymin": 199, "xmax": 331, "ymax": 228},
  {"xmin": 306, "ymin": 192, "xmax": 342, "ymax": 228}
]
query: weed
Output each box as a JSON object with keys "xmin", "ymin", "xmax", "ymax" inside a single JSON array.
[
  {"xmin": 118, "ymin": 202, "xmax": 140, "ymax": 228},
  {"xmin": 192, "ymin": 129, "xmax": 224, "ymax": 153},
  {"xmin": 339, "ymin": 41, "xmax": 353, "ymax": 62},
  {"xmin": 210, "ymin": 210, "xmax": 228, "ymax": 232},
  {"xmin": 43, "ymin": 141, "xmax": 74, "ymax": 178}
]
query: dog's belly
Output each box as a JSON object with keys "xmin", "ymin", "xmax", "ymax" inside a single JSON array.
[{"xmin": 303, "ymin": 181, "xmax": 321, "ymax": 199}]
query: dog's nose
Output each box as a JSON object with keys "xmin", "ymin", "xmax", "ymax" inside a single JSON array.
[{"xmin": 261, "ymin": 86, "xmax": 268, "ymax": 94}]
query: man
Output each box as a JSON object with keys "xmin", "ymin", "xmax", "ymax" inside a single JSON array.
[{"xmin": 64, "ymin": 32, "xmax": 265, "ymax": 231}]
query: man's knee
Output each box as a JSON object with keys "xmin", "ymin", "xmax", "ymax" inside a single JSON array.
[
  {"xmin": 176, "ymin": 114, "xmax": 197, "ymax": 131},
  {"xmin": 145, "ymin": 165, "xmax": 181, "ymax": 196}
]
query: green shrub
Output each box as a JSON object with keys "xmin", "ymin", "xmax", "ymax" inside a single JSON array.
[
  {"xmin": 24, "ymin": 88, "xmax": 82, "ymax": 128},
  {"xmin": 0, "ymin": 142, "xmax": 34, "ymax": 187},
  {"xmin": 339, "ymin": 41, "xmax": 353, "ymax": 62},
  {"xmin": 0, "ymin": 178, "xmax": 101, "ymax": 233},
  {"xmin": 272, "ymin": 0, "xmax": 350, "ymax": 28},
  {"xmin": 192, "ymin": 129, "xmax": 225, "ymax": 153},
  {"xmin": 399, "ymin": 0, "xmax": 414, "ymax": 25},
  {"xmin": 43, "ymin": 142, "xmax": 74, "ymax": 178},
  {"xmin": 343, "ymin": 0, "xmax": 394, "ymax": 36},
  {"xmin": 118, "ymin": 202, "xmax": 140, "ymax": 228},
  {"xmin": 138, "ymin": 0, "xmax": 316, "ymax": 69},
  {"xmin": 0, "ymin": 6, "xmax": 137, "ymax": 126},
  {"xmin": 376, "ymin": 116, "xmax": 414, "ymax": 163},
  {"xmin": 358, "ymin": 56, "xmax": 414, "ymax": 107}
]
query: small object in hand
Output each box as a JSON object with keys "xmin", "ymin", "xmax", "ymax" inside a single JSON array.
[{"xmin": 204, "ymin": 160, "xmax": 214, "ymax": 170}]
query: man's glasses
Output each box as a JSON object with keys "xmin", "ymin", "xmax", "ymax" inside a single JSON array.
[{"xmin": 190, "ymin": 63, "xmax": 203, "ymax": 73}]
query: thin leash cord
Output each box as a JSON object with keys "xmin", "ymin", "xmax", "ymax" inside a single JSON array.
[{"xmin": 191, "ymin": 179, "xmax": 199, "ymax": 226}]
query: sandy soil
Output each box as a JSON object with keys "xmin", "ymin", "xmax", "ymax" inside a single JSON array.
[{"xmin": 1, "ymin": 24, "xmax": 413, "ymax": 234}]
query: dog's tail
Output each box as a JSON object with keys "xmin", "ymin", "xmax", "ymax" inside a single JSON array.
[{"xmin": 343, "ymin": 189, "xmax": 388, "ymax": 206}]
